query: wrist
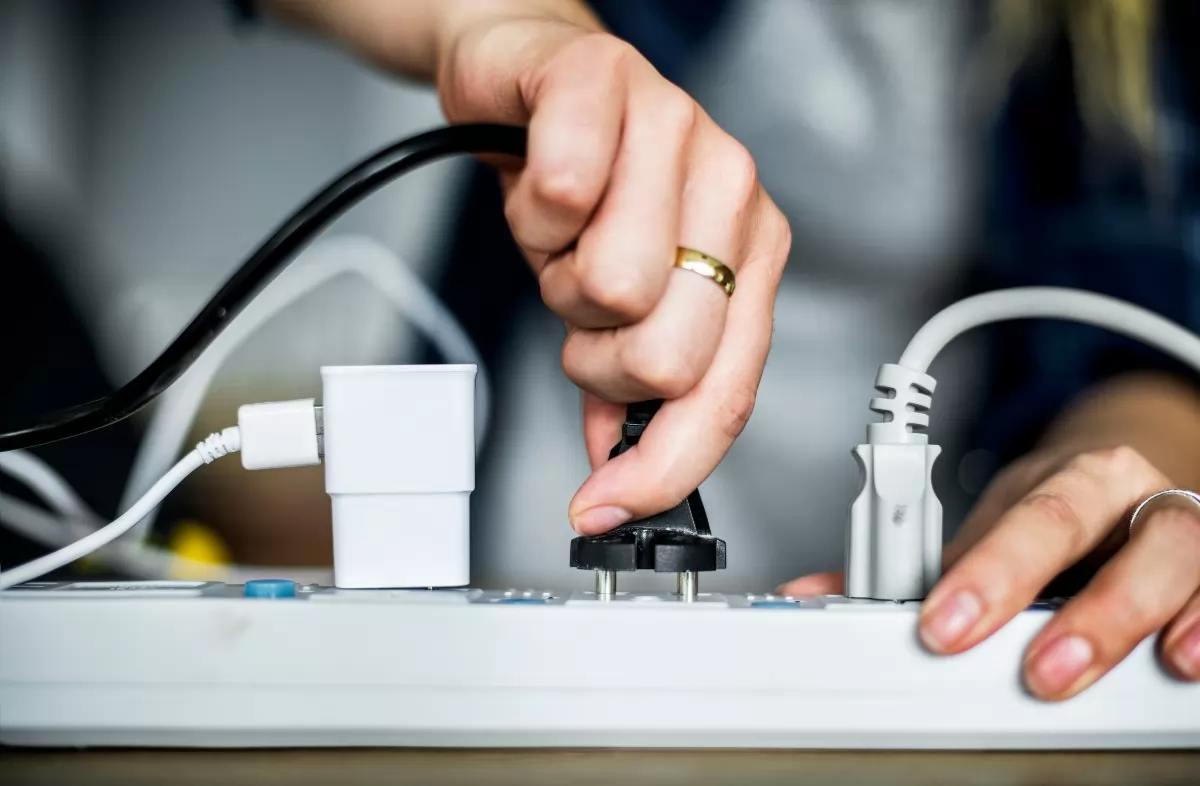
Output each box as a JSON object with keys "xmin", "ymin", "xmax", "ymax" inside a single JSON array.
[
  {"xmin": 434, "ymin": 0, "xmax": 601, "ymax": 58},
  {"xmin": 263, "ymin": 0, "xmax": 601, "ymax": 83},
  {"xmin": 432, "ymin": 0, "xmax": 603, "ymax": 118}
]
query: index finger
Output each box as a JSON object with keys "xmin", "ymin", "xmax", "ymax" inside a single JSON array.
[
  {"xmin": 503, "ymin": 35, "xmax": 628, "ymax": 258},
  {"xmin": 918, "ymin": 447, "xmax": 1167, "ymax": 655},
  {"xmin": 568, "ymin": 189, "xmax": 789, "ymax": 532}
]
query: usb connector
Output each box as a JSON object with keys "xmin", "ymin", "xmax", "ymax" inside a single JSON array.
[{"xmin": 237, "ymin": 399, "xmax": 322, "ymax": 470}]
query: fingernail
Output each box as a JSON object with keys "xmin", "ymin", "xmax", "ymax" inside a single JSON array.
[
  {"xmin": 920, "ymin": 590, "xmax": 983, "ymax": 651},
  {"xmin": 1026, "ymin": 635, "xmax": 1094, "ymax": 697},
  {"xmin": 571, "ymin": 505, "xmax": 631, "ymax": 534},
  {"xmin": 1169, "ymin": 622, "xmax": 1200, "ymax": 680}
]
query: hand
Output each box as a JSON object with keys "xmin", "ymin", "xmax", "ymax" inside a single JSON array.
[
  {"xmin": 782, "ymin": 380, "xmax": 1200, "ymax": 700},
  {"xmin": 271, "ymin": 0, "xmax": 790, "ymax": 531},
  {"xmin": 434, "ymin": 12, "xmax": 790, "ymax": 532}
]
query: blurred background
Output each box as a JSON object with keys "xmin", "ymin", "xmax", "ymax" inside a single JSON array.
[
  {"xmin": 2, "ymin": 0, "xmax": 468, "ymax": 577},
  {"xmin": 3, "ymin": 0, "xmax": 1195, "ymax": 593}
]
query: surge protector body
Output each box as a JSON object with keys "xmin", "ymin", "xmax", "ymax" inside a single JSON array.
[{"xmin": 2, "ymin": 580, "xmax": 1198, "ymax": 749}]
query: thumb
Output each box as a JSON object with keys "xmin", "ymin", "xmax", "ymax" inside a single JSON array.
[{"xmin": 567, "ymin": 252, "xmax": 777, "ymax": 535}]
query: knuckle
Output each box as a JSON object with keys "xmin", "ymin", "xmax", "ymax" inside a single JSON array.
[
  {"xmin": 503, "ymin": 209, "xmax": 547, "ymax": 257},
  {"xmin": 719, "ymin": 384, "xmax": 758, "ymax": 441},
  {"xmin": 762, "ymin": 200, "xmax": 793, "ymax": 276},
  {"xmin": 561, "ymin": 336, "xmax": 590, "ymax": 391},
  {"xmin": 1020, "ymin": 491, "xmax": 1088, "ymax": 553},
  {"xmin": 581, "ymin": 32, "xmax": 639, "ymax": 68},
  {"xmin": 626, "ymin": 344, "xmax": 703, "ymax": 400},
  {"xmin": 1073, "ymin": 445, "xmax": 1148, "ymax": 478},
  {"xmin": 659, "ymin": 89, "xmax": 699, "ymax": 140},
  {"xmin": 559, "ymin": 333, "xmax": 600, "ymax": 392},
  {"xmin": 506, "ymin": 194, "xmax": 563, "ymax": 255},
  {"xmin": 721, "ymin": 137, "xmax": 759, "ymax": 202},
  {"xmin": 502, "ymin": 195, "xmax": 532, "ymax": 244},
  {"xmin": 771, "ymin": 202, "xmax": 793, "ymax": 255},
  {"xmin": 532, "ymin": 164, "xmax": 598, "ymax": 215},
  {"xmin": 575, "ymin": 264, "xmax": 657, "ymax": 321},
  {"xmin": 550, "ymin": 32, "xmax": 636, "ymax": 77}
]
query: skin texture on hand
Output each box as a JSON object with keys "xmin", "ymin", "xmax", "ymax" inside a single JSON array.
[
  {"xmin": 781, "ymin": 372, "xmax": 1200, "ymax": 700},
  {"xmin": 266, "ymin": 0, "xmax": 792, "ymax": 535},
  {"xmin": 435, "ymin": 17, "xmax": 791, "ymax": 535}
]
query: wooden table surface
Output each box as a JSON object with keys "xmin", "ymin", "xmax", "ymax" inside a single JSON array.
[{"xmin": 2, "ymin": 749, "xmax": 1198, "ymax": 786}]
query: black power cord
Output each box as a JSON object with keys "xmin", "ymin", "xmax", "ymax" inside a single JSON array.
[{"xmin": 0, "ymin": 124, "xmax": 527, "ymax": 452}]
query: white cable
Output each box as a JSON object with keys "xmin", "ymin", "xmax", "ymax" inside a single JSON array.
[
  {"xmin": 0, "ymin": 494, "xmax": 97, "ymax": 552},
  {"xmin": 119, "ymin": 234, "xmax": 490, "ymax": 542},
  {"xmin": 0, "ymin": 492, "xmax": 170, "ymax": 577},
  {"xmin": 0, "ymin": 236, "xmax": 484, "ymax": 581},
  {"xmin": 899, "ymin": 287, "xmax": 1200, "ymax": 374},
  {"xmin": 0, "ymin": 453, "xmax": 202, "ymax": 589},
  {"xmin": 0, "ymin": 450, "xmax": 95, "ymax": 530},
  {"xmin": 0, "ymin": 403, "xmax": 333, "ymax": 582},
  {"xmin": 0, "ymin": 429, "xmax": 239, "ymax": 591},
  {"xmin": 0, "ymin": 493, "xmax": 332, "ymax": 585},
  {"xmin": 0, "ymin": 451, "xmax": 193, "ymax": 578},
  {"xmin": 849, "ymin": 286, "xmax": 1200, "ymax": 601},
  {"xmin": 0, "ymin": 450, "xmax": 146, "ymax": 569}
]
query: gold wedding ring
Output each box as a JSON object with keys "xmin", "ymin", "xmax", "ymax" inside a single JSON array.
[{"xmin": 674, "ymin": 247, "xmax": 735, "ymax": 298}]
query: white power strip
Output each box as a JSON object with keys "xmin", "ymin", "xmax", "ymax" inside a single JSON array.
[{"xmin": 2, "ymin": 579, "xmax": 1198, "ymax": 750}]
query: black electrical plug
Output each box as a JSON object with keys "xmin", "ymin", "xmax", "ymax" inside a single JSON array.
[{"xmin": 568, "ymin": 400, "xmax": 726, "ymax": 600}]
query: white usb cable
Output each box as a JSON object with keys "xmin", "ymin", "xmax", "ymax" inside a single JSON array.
[
  {"xmin": 0, "ymin": 430, "xmax": 239, "ymax": 591},
  {"xmin": 0, "ymin": 400, "xmax": 324, "ymax": 590}
]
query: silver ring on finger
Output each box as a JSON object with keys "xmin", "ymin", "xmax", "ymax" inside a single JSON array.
[{"xmin": 1128, "ymin": 489, "xmax": 1200, "ymax": 536}]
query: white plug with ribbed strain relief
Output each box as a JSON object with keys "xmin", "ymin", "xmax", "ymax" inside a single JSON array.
[
  {"xmin": 844, "ymin": 286, "xmax": 1200, "ymax": 602},
  {"xmin": 846, "ymin": 363, "xmax": 942, "ymax": 601},
  {"xmin": 321, "ymin": 365, "xmax": 477, "ymax": 589}
]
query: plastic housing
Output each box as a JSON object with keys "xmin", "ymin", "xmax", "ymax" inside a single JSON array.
[
  {"xmin": 320, "ymin": 365, "xmax": 476, "ymax": 588},
  {"xmin": 846, "ymin": 363, "xmax": 943, "ymax": 600},
  {"xmin": 845, "ymin": 443, "xmax": 942, "ymax": 600},
  {"xmin": 3, "ymin": 582, "xmax": 1198, "ymax": 749},
  {"xmin": 236, "ymin": 399, "xmax": 321, "ymax": 470}
]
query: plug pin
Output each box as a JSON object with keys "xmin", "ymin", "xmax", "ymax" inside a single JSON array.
[
  {"xmin": 677, "ymin": 570, "xmax": 697, "ymax": 603},
  {"xmin": 595, "ymin": 569, "xmax": 616, "ymax": 598}
]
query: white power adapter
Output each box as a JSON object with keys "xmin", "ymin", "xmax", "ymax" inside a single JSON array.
[
  {"xmin": 236, "ymin": 365, "xmax": 478, "ymax": 589},
  {"xmin": 320, "ymin": 365, "xmax": 477, "ymax": 589}
]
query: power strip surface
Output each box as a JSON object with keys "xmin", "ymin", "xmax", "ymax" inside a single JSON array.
[{"xmin": 2, "ymin": 580, "xmax": 1198, "ymax": 749}]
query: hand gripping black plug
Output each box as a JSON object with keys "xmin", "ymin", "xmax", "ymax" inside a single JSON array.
[{"xmin": 569, "ymin": 400, "xmax": 725, "ymax": 597}]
